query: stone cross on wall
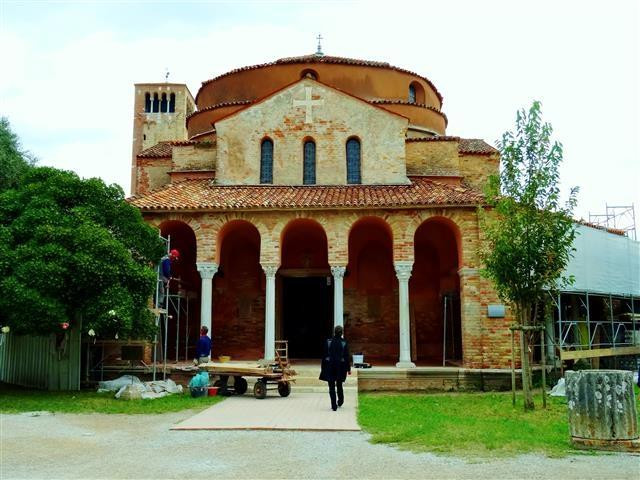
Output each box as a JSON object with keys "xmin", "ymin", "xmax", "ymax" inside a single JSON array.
[{"xmin": 293, "ymin": 87, "xmax": 324, "ymax": 124}]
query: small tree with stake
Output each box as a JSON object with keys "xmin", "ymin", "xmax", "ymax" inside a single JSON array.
[{"xmin": 480, "ymin": 101, "xmax": 578, "ymax": 410}]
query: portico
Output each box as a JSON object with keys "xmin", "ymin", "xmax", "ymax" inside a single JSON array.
[{"xmin": 148, "ymin": 203, "xmax": 485, "ymax": 368}]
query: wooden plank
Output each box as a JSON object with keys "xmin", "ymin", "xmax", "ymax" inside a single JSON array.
[{"xmin": 560, "ymin": 346, "xmax": 640, "ymax": 361}]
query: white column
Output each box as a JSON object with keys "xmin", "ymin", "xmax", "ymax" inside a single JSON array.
[
  {"xmin": 331, "ymin": 266, "xmax": 347, "ymax": 328},
  {"xmin": 262, "ymin": 264, "xmax": 279, "ymax": 362},
  {"xmin": 196, "ymin": 262, "xmax": 218, "ymax": 333},
  {"xmin": 395, "ymin": 261, "xmax": 416, "ymax": 368}
]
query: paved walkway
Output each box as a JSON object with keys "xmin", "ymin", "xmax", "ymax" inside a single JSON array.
[{"xmin": 173, "ymin": 391, "xmax": 360, "ymax": 431}]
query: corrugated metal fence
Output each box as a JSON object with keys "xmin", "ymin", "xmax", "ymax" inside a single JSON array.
[{"xmin": 0, "ymin": 328, "xmax": 81, "ymax": 390}]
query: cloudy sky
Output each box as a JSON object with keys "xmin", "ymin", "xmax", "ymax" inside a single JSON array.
[{"xmin": 2, "ymin": 0, "xmax": 638, "ymax": 224}]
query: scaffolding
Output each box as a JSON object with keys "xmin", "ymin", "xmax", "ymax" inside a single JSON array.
[
  {"xmin": 589, "ymin": 204, "xmax": 637, "ymax": 240},
  {"xmin": 152, "ymin": 234, "xmax": 196, "ymax": 380}
]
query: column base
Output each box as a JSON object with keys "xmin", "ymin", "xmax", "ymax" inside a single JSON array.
[
  {"xmin": 258, "ymin": 358, "xmax": 275, "ymax": 366},
  {"xmin": 395, "ymin": 361, "xmax": 416, "ymax": 368}
]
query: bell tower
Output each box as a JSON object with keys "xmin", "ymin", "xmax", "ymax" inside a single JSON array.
[{"xmin": 130, "ymin": 83, "xmax": 195, "ymax": 195}]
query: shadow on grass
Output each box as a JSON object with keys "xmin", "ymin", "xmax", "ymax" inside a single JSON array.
[
  {"xmin": 0, "ymin": 382, "xmax": 224, "ymax": 415},
  {"xmin": 358, "ymin": 389, "xmax": 639, "ymax": 459}
]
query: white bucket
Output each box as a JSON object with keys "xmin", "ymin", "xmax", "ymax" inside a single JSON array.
[{"xmin": 353, "ymin": 354, "xmax": 364, "ymax": 364}]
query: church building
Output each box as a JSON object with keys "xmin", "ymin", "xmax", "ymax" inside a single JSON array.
[{"xmin": 129, "ymin": 50, "xmax": 512, "ymax": 369}]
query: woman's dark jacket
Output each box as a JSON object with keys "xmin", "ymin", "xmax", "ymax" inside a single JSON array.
[{"xmin": 320, "ymin": 335, "xmax": 351, "ymax": 382}]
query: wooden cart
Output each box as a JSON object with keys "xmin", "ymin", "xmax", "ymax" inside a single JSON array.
[{"xmin": 200, "ymin": 341, "xmax": 295, "ymax": 399}]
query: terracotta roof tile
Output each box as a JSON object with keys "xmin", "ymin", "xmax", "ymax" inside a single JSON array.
[
  {"xmin": 137, "ymin": 142, "xmax": 172, "ymax": 158},
  {"xmin": 129, "ymin": 177, "xmax": 484, "ymax": 211},
  {"xmin": 186, "ymin": 100, "xmax": 252, "ymax": 121},
  {"xmin": 370, "ymin": 100, "xmax": 448, "ymax": 125},
  {"xmin": 458, "ymin": 139, "xmax": 498, "ymax": 155},
  {"xmin": 138, "ymin": 141, "xmax": 208, "ymax": 158},
  {"xmin": 200, "ymin": 55, "xmax": 443, "ymax": 104},
  {"xmin": 406, "ymin": 137, "xmax": 498, "ymax": 155}
]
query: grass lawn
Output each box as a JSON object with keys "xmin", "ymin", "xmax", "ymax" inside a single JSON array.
[
  {"xmin": 0, "ymin": 382, "xmax": 224, "ymax": 414},
  {"xmin": 358, "ymin": 388, "xmax": 640, "ymax": 458}
]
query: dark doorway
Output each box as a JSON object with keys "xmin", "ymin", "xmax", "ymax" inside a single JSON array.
[{"xmin": 282, "ymin": 276, "xmax": 333, "ymax": 358}]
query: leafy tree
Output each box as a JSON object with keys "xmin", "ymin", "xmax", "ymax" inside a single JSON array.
[
  {"xmin": 0, "ymin": 117, "xmax": 36, "ymax": 191},
  {"xmin": 480, "ymin": 101, "xmax": 578, "ymax": 410},
  {"xmin": 0, "ymin": 167, "xmax": 165, "ymax": 339}
]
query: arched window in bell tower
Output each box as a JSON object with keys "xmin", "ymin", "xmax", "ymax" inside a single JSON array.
[
  {"xmin": 144, "ymin": 92, "xmax": 151, "ymax": 112},
  {"xmin": 160, "ymin": 93, "xmax": 168, "ymax": 113},
  {"xmin": 303, "ymin": 139, "xmax": 316, "ymax": 185},
  {"xmin": 152, "ymin": 93, "xmax": 160, "ymax": 113},
  {"xmin": 169, "ymin": 93, "xmax": 176, "ymax": 113},
  {"xmin": 346, "ymin": 137, "xmax": 361, "ymax": 184},
  {"xmin": 260, "ymin": 138, "xmax": 274, "ymax": 184}
]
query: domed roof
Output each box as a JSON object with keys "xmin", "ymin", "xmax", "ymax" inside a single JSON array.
[
  {"xmin": 189, "ymin": 53, "xmax": 447, "ymax": 139},
  {"xmin": 200, "ymin": 54, "xmax": 443, "ymax": 104}
]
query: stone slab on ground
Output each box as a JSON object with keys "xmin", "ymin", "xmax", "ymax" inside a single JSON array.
[{"xmin": 172, "ymin": 391, "xmax": 360, "ymax": 431}]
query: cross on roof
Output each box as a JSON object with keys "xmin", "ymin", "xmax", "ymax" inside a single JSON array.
[
  {"xmin": 315, "ymin": 33, "xmax": 324, "ymax": 57},
  {"xmin": 293, "ymin": 86, "xmax": 324, "ymax": 124}
]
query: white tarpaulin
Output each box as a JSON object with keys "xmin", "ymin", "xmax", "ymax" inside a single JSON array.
[{"xmin": 561, "ymin": 224, "xmax": 640, "ymax": 296}]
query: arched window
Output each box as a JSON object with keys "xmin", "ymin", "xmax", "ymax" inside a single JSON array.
[
  {"xmin": 346, "ymin": 138, "xmax": 361, "ymax": 184},
  {"xmin": 409, "ymin": 81, "xmax": 424, "ymax": 104},
  {"xmin": 152, "ymin": 93, "xmax": 160, "ymax": 113},
  {"xmin": 300, "ymin": 69, "xmax": 318, "ymax": 80},
  {"xmin": 303, "ymin": 140, "xmax": 316, "ymax": 185},
  {"xmin": 260, "ymin": 138, "xmax": 274, "ymax": 184},
  {"xmin": 144, "ymin": 93, "xmax": 151, "ymax": 112},
  {"xmin": 408, "ymin": 84, "xmax": 416, "ymax": 104},
  {"xmin": 160, "ymin": 93, "xmax": 168, "ymax": 113},
  {"xmin": 169, "ymin": 93, "xmax": 176, "ymax": 113}
]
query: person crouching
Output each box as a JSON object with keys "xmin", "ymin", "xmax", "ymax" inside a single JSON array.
[{"xmin": 194, "ymin": 326, "xmax": 211, "ymax": 365}]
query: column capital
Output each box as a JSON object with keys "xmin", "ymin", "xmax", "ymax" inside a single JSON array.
[
  {"xmin": 330, "ymin": 265, "xmax": 347, "ymax": 279},
  {"xmin": 262, "ymin": 264, "xmax": 279, "ymax": 277},
  {"xmin": 196, "ymin": 262, "xmax": 218, "ymax": 279},
  {"xmin": 394, "ymin": 261, "xmax": 413, "ymax": 281}
]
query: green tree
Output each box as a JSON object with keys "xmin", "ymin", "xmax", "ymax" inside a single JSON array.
[
  {"xmin": 0, "ymin": 117, "xmax": 36, "ymax": 190},
  {"xmin": 0, "ymin": 167, "xmax": 165, "ymax": 339},
  {"xmin": 480, "ymin": 101, "xmax": 578, "ymax": 410}
]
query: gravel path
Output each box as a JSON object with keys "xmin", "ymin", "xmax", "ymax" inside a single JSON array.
[{"xmin": 1, "ymin": 411, "xmax": 638, "ymax": 480}]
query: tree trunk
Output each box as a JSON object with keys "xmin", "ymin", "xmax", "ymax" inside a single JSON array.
[{"xmin": 519, "ymin": 304, "xmax": 535, "ymax": 411}]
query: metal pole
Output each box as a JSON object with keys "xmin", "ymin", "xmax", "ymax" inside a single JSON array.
[
  {"xmin": 163, "ymin": 287, "xmax": 168, "ymax": 380},
  {"xmin": 632, "ymin": 296, "xmax": 636, "ymax": 348},
  {"xmin": 585, "ymin": 292, "xmax": 591, "ymax": 347},
  {"xmin": 610, "ymin": 294, "xmax": 615, "ymax": 348},
  {"xmin": 511, "ymin": 328, "xmax": 516, "ymax": 407},
  {"xmin": 557, "ymin": 294, "xmax": 562, "ymax": 348},
  {"xmin": 442, "ymin": 296, "xmax": 448, "ymax": 367},
  {"xmin": 185, "ymin": 297, "xmax": 189, "ymax": 361},
  {"xmin": 541, "ymin": 327, "xmax": 547, "ymax": 409},
  {"xmin": 175, "ymin": 295, "xmax": 180, "ymax": 363}
]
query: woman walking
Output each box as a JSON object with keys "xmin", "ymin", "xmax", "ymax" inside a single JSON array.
[{"xmin": 320, "ymin": 325, "xmax": 351, "ymax": 411}]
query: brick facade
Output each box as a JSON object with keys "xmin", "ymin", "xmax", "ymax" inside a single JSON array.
[
  {"xmin": 144, "ymin": 207, "xmax": 514, "ymax": 367},
  {"xmin": 130, "ymin": 54, "xmax": 514, "ymax": 369}
]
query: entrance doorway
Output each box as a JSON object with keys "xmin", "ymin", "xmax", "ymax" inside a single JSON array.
[{"xmin": 282, "ymin": 276, "xmax": 333, "ymax": 358}]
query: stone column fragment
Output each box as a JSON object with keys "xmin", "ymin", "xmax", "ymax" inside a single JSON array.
[
  {"xmin": 262, "ymin": 264, "xmax": 279, "ymax": 362},
  {"xmin": 331, "ymin": 265, "xmax": 347, "ymax": 329},
  {"xmin": 196, "ymin": 262, "xmax": 218, "ymax": 334},
  {"xmin": 395, "ymin": 261, "xmax": 416, "ymax": 368}
]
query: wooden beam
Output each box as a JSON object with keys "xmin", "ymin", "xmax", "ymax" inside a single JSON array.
[{"xmin": 560, "ymin": 346, "xmax": 640, "ymax": 360}]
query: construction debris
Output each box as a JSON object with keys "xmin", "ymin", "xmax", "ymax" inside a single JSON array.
[{"xmin": 98, "ymin": 375, "xmax": 183, "ymax": 400}]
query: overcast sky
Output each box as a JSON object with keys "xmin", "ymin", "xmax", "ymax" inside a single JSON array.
[{"xmin": 1, "ymin": 0, "xmax": 638, "ymax": 225}]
